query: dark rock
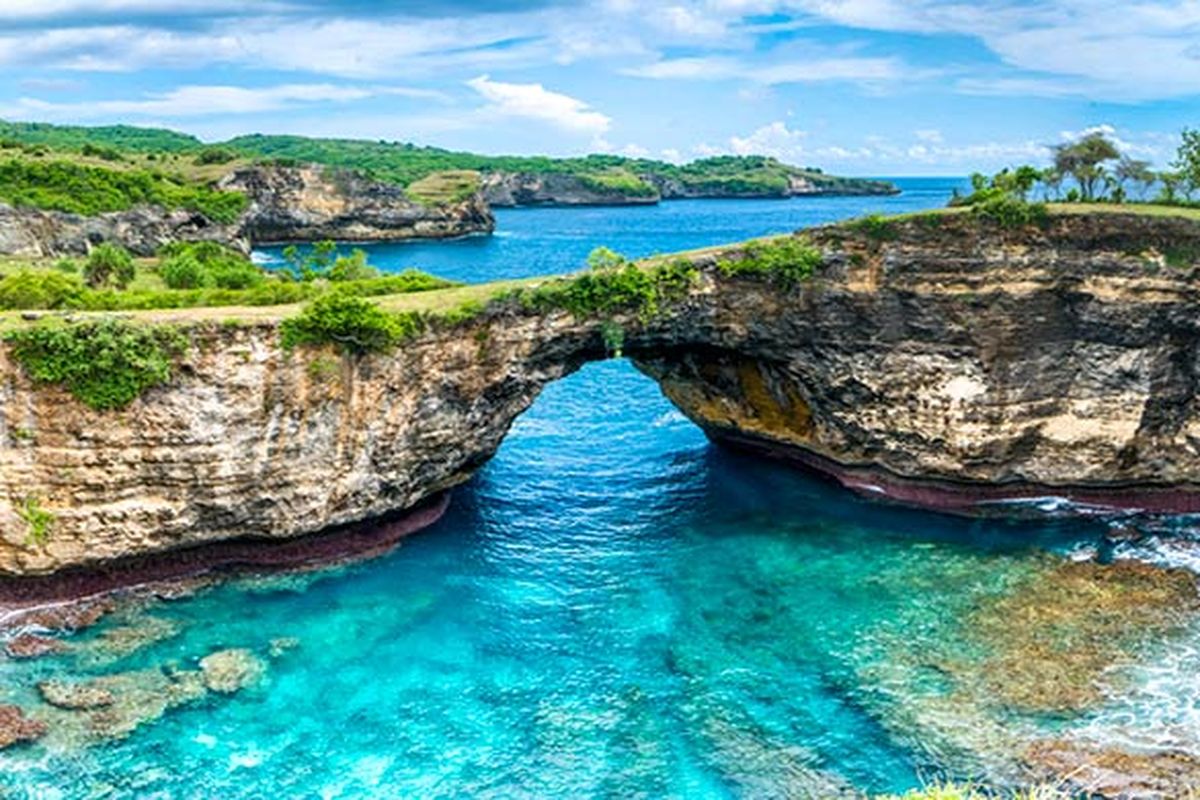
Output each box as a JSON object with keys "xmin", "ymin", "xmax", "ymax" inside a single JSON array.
[
  {"xmin": 5, "ymin": 633, "xmax": 69, "ymax": 659},
  {"xmin": 0, "ymin": 705, "xmax": 46, "ymax": 749}
]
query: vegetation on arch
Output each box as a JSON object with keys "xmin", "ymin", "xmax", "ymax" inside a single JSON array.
[{"xmin": 4, "ymin": 318, "xmax": 188, "ymax": 410}]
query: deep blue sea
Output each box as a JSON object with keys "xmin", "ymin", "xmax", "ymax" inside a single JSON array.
[{"xmin": 7, "ymin": 179, "xmax": 1200, "ymax": 798}]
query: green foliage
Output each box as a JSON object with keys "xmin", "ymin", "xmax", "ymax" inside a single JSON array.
[
  {"xmin": 1173, "ymin": 127, "xmax": 1200, "ymax": 200},
  {"xmin": 717, "ymin": 238, "xmax": 823, "ymax": 286},
  {"xmin": 0, "ymin": 158, "xmax": 247, "ymax": 222},
  {"xmin": 194, "ymin": 147, "xmax": 237, "ymax": 165},
  {"xmin": 52, "ymin": 257, "xmax": 78, "ymax": 274},
  {"xmin": 972, "ymin": 195, "xmax": 1050, "ymax": 228},
  {"xmin": 281, "ymin": 293, "xmax": 415, "ymax": 355},
  {"xmin": 0, "ymin": 270, "xmax": 84, "ymax": 309},
  {"xmin": 1053, "ymin": 132, "xmax": 1120, "ymax": 201},
  {"xmin": 219, "ymin": 133, "xmax": 894, "ymax": 196},
  {"xmin": 327, "ymin": 249, "xmax": 381, "ymax": 282},
  {"xmin": 850, "ymin": 214, "xmax": 899, "ymax": 242},
  {"xmin": 599, "ymin": 320, "xmax": 625, "ymax": 357},
  {"xmin": 518, "ymin": 248, "xmax": 699, "ymax": 320},
  {"xmin": 4, "ymin": 318, "xmax": 187, "ymax": 410},
  {"xmin": 159, "ymin": 252, "xmax": 207, "ymax": 289},
  {"xmin": 80, "ymin": 143, "xmax": 124, "ymax": 162},
  {"xmin": 0, "ymin": 120, "xmax": 201, "ymax": 153},
  {"xmin": 84, "ymin": 243, "xmax": 135, "ymax": 289},
  {"xmin": 158, "ymin": 241, "xmax": 264, "ymax": 290},
  {"xmin": 15, "ymin": 496, "xmax": 54, "ymax": 546}
]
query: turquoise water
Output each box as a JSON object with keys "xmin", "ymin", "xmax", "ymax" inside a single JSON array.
[
  {"xmin": 5, "ymin": 181, "xmax": 1200, "ymax": 798},
  {"xmin": 256, "ymin": 178, "xmax": 967, "ymax": 282}
]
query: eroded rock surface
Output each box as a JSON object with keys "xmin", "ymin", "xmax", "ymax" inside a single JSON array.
[
  {"xmin": 4, "ymin": 213, "xmax": 1200, "ymax": 579},
  {"xmin": 0, "ymin": 164, "xmax": 494, "ymax": 257},
  {"xmin": 0, "ymin": 705, "xmax": 46, "ymax": 749}
]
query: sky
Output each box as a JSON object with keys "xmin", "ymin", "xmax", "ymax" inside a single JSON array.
[{"xmin": 0, "ymin": 0, "xmax": 1196, "ymax": 176}]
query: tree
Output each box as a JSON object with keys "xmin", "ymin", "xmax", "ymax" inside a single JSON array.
[
  {"xmin": 1173, "ymin": 127, "xmax": 1200, "ymax": 201},
  {"xmin": 1052, "ymin": 132, "xmax": 1121, "ymax": 201},
  {"xmin": 84, "ymin": 242, "xmax": 135, "ymax": 289},
  {"xmin": 1115, "ymin": 156, "xmax": 1155, "ymax": 201},
  {"xmin": 1040, "ymin": 167, "xmax": 1064, "ymax": 201}
]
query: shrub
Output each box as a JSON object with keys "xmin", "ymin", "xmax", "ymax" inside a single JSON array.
[
  {"xmin": 160, "ymin": 252, "xmax": 207, "ymax": 289},
  {"xmin": 5, "ymin": 318, "xmax": 188, "ymax": 410},
  {"xmin": 16, "ymin": 496, "xmax": 53, "ymax": 546},
  {"xmin": 327, "ymin": 250, "xmax": 380, "ymax": 282},
  {"xmin": 851, "ymin": 214, "xmax": 898, "ymax": 241},
  {"xmin": 281, "ymin": 293, "xmax": 413, "ymax": 355},
  {"xmin": 514, "ymin": 251, "xmax": 699, "ymax": 321},
  {"xmin": 972, "ymin": 196, "xmax": 1050, "ymax": 228},
  {"xmin": 194, "ymin": 147, "xmax": 237, "ymax": 165},
  {"xmin": 84, "ymin": 243, "xmax": 135, "ymax": 289},
  {"xmin": 157, "ymin": 241, "xmax": 264, "ymax": 290},
  {"xmin": 717, "ymin": 237, "xmax": 822, "ymax": 287},
  {"xmin": 0, "ymin": 270, "xmax": 84, "ymax": 309},
  {"xmin": 52, "ymin": 258, "xmax": 78, "ymax": 274}
]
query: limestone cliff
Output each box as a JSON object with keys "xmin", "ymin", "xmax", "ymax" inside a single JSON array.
[
  {"xmin": 0, "ymin": 202, "xmax": 248, "ymax": 258},
  {"xmin": 481, "ymin": 170, "xmax": 898, "ymax": 207},
  {"xmin": 480, "ymin": 172, "xmax": 658, "ymax": 207},
  {"xmin": 0, "ymin": 164, "xmax": 494, "ymax": 257},
  {"xmin": 3, "ymin": 211, "xmax": 1200, "ymax": 582},
  {"xmin": 219, "ymin": 165, "xmax": 495, "ymax": 243}
]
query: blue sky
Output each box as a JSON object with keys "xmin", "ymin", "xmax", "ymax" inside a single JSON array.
[{"xmin": 0, "ymin": 0, "xmax": 1195, "ymax": 175}]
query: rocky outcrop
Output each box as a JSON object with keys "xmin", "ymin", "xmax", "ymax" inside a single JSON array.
[
  {"xmin": 646, "ymin": 173, "xmax": 900, "ymax": 200},
  {"xmin": 0, "ymin": 202, "xmax": 247, "ymax": 257},
  {"xmin": 220, "ymin": 165, "xmax": 495, "ymax": 243},
  {"xmin": 3, "ymin": 211, "xmax": 1200, "ymax": 583},
  {"xmin": 0, "ymin": 164, "xmax": 495, "ymax": 257},
  {"xmin": 481, "ymin": 170, "xmax": 898, "ymax": 207},
  {"xmin": 481, "ymin": 172, "xmax": 658, "ymax": 207}
]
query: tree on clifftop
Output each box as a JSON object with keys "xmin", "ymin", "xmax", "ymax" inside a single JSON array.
[
  {"xmin": 1052, "ymin": 132, "xmax": 1120, "ymax": 201},
  {"xmin": 1173, "ymin": 127, "xmax": 1200, "ymax": 200}
]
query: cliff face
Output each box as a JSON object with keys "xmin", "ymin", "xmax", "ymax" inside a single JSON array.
[
  {"xmin": 480, "ymin": 172, "xmax": 657, "ymax": 207},
  {"xmin": 220, "ymin": 165, "xmax": 495, "ymax": 243},
  {"xmin": 3, "ymin": 211, "xmax": 1200, "ymax": 581},
  {"xmin": 482, "ymin": 170, "xmax": 898, "ymax": 207},
  {"xmin": 0, "ymin": 203, "xmax": 248, "ymax": 258},
  {"xmin": 0, "ymin": 165, "xmax": 495, "ymax": 257}
]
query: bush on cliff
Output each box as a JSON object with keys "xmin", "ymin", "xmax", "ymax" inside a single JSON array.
[
  {"xmin": 717, "ymin": 237, "xmax": 822, "ymax": 287},
  {"xmin": 281, "ymin": 292, "xmax": 419, "ymax": 355},
  {"xmin": 0, "ymin": 158, "xmax": 248, "ymax": 223},
  {"xmin": 84, "ymin": 243, "xmax": 136, "ymax": 289},
  {"xmin": 4, "ymin": 318, "xmax": 187, "ymax": 410},
  {"xmin": 516, "ymin": 249, "xmax": 699, "ymax": 320},
  {"xmin": 158, "ymin": 241, "xmax": 264, "ymax": 290},
  {"xmin": 0, "ymin": 270, "xmax": 84, "ymax": 310}
]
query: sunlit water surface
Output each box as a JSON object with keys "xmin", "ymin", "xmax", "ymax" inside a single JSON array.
[{"xmin": 5, "ymin": 182, "xmax": 1200, "ymax": 798}]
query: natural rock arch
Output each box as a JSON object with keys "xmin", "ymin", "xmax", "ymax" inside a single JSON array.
[{"xmin": 4, "ymin": 211, "xmax": 1200, "ymax": 593}]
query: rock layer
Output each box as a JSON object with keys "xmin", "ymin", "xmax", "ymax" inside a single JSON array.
[
  {"xmin": 220, "ymin": 165, "xmax": 494, "ymax": 243},
  {"xmin": 3, "ymin": 211, "xmax": 1200, "ymax": 581},
  {"xmin": 0, "ymin": 164, "xmax": 494, "ymax": 257}
]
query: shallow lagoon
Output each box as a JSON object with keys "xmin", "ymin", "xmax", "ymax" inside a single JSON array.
[{"xmin": 6, "ymin": 182, "xmax": 1200, "ymax": 797}]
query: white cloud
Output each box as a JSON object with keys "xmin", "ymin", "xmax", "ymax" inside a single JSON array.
[
  {"xmin": 466, "ymin": 75, "xmax": 611, "ymax": 135},
  {"xmin": 730, "ymin": 121, "xmax": 808, "ymax": 158},
  {"xmin": 626, "ymin": 54, "xmax": 907, "ymax": 84},
  {"xmin": 914, "ymin": 128, "xmax": 943, "ymax": 143},
  {"xmin": 0, "ymin": 83, "xmax": 435, "ymax": 119}
]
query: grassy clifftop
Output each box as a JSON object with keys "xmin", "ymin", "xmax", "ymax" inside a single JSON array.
[{"xmin": 0, "ymin": 120, "xmax": 896, "ymax": 205}]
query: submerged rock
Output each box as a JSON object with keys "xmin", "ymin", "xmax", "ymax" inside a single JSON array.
[
  {"xmin": 77, "ymin": 615, "xmax": 181, "ymax": 667},
  {"xmin": 41, "ymin": 667, "xmax": 208, "ymax": 746},
  {"xmin": 38, "ymin": 679, "xmax": 115, "ymax": 710},
  {"xmin": 962, "ymin": 559, "xmax": 1200, "ymax": 716},
  {"xmin": 0, "ymin": 705, "xmax": 46, "ymax": 749},
  {"xmin": 1025, "ymin": 739, "xmax": 1200, "ymax": 799},
  {"xmin": 5, "ymin": 633, "xmax": 69, "ymax": 660},
  {"xmin": 199, "ymin": 648, "xmax": 265, "ymax": 694}
]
